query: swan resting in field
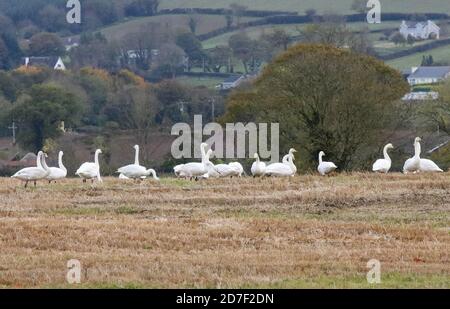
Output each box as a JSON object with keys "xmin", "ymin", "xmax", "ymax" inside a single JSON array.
[
  {"xmin": 228, "ymin": 162, "xmax": 244, "ymax": 177},
  {"xmin": 46, "ymin": 151, "xmax": 67, "ymax": 183},
  {"xmin": 420, "ymin": 159, "xmax": 443, "ymax": 173},
  {"xmin": 76, "ymin": 149, "xmax": 103, "ymax": 183},
  {"xmin": 117, "ymin": 145, "xmax": 159, "ymax": 181},
  {"xmin": 372, "ymin": 143, "xmax": 393, "ymax": 173},
  {"xmin": 265, "ymin": 148, "xmax": 297, "ymax": 177},
  {"xmin": 251, "ymin": 153, "xmax": 266, "ymax": 177},
  {"xmin": 12, "ymin": 151, "xmax": 50, "ymax": 188},
  {"xmin": 317, "ymin": 151, "xmax": 337, "ymax": 176},
  {"xmin": 403, "ymin": 137, "xmax": 422, "ymax": 174},
  {"xmin": 175, "ymin": 143, "xmax": 216, "ymax": 180}
]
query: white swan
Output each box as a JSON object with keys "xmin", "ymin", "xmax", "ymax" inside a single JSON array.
[
  {"xmin": 251, "ymin": 153, "xmax": 266, "ymax": 177},
  {"xmin": 214, "ymin": 163, "xmax": 237, "ymax": 178},
  {"xmin": 265, "ymin": 148, "xmax": 297, "ymax": 177},
  {"xmin": 229, "ymin": 162, "xmax": 244, "ymax": 177},
  {"xmin": 12, "ymin": 151, "xmax": 50, "ymax": 188},
  {"xmin": 403, "ymin": 137, "xmax": 422, "ymax": 174},
  {"xmin": 76, "ymin": 149, "xmax": 102, "ymax": 183},
  {"xmin": 177, "ymin": 143, "xmax": 215, "ymax": 180},
  {"xmin": 373, "ymin": 143, "xmax": 394, "ymax": 173},
  {"xmin": 317, "ymin": 151, "xmax": 337, "ymax": 176},
  {"xmin": 46, "ymin": 151, "xmax": 67, "ymax": 183},
  {"xmin": 117, "ymin": 145, "xmax": 159, "ymax": 180},
  {"xmin": 420, "ymin": 159, "xmax": 443, "ymax": 173}
]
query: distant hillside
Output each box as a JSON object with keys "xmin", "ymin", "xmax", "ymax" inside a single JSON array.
[{"xmin": 160, "ymin": 0, "xmax": 450, "ymax": 15}]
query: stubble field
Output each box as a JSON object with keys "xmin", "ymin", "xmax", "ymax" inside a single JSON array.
[{"xmin": 0, "ymin": 173, "xmax": 448, "ymax": 288}]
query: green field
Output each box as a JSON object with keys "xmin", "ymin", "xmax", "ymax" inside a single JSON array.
[
  {"xmin": 160, "ymin": 0, "xmax": 450, "ymax": 15},
  {"xmin": 98, "ymin": 14, "xmax": 258, "ymax": 42},
  {"xmin": 387, "ymin": 43, "xmax": 450, "ymax": 69}
]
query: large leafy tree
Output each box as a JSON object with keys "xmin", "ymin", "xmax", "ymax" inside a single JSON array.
[
  {"xmin": 10, "ymin": 84, "xmax": 82, "ymax": 152},
  {"xmin": 29, "ymin": 32, "xmax": 65, "ymax": 57},
  {"xmin": 222, "ymin": 44, "xmax": 409, "ymax": 170}
]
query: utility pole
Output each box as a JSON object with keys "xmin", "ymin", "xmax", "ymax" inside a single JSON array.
[
  {"xmin": 8, "ymin": 121, "xmax": 17, "ymax": 145},
  {"xmin": 210, "ymin": 98, "xmax": 215, "ymax": 122}
]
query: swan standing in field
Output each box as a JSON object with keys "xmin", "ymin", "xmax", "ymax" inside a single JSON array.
[
  {"xmin": 373, "ymin": 143, "xmax": 394, "ymax": 173},
  {"xmin": 76, "ymin": 149, "xmax": 103, "ymax": 183},
  {"xmin": 317, "ymin": 151, "xmax": 337, "ymax": 176},
  {"xmin": 176, "ymin": 143, "xmax": 216, "ymax": 180},
  {"xmin": 12, "ymin": 151, "xmax": 50, "ymax": 188},
  {"xmin": 403, "ymin": 137, "xmax": 422, "ymax": 174},
  {"xmin": 251, "ymin": 153, "xmax": 266, "ymax": 177},
  {"xmin": 117, "ymin": 145, "xmax": 159, "ymax": 181},
  {"xmin": 265, "ymin": 148, "xmax": 297, "ymax": 177},
  {"xmin": 46, "ymin": 151, "xmax": 67, "ymax": 183}
]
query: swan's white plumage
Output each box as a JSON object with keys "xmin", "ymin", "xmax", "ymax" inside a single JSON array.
[
  {"xmin": 12, "ymin": 151, "xmax": 50, "ymax": 185},
  {"xmin": 76, "ymin": 149, "xmax": 102, "ymax": 182},
  {"xmin": 373, "ymin": 144, "xmax": 393, "ymax": 173},
  {"xmin": 403, "ymin": 137, "xmax": 422, "ymax": 174},
  {"xmin": 251, "ymin": 153, "xmax": 266, "ymax": 177},
  {"xmin": 229, "ymin": 162, "xmax": 244, "ymax": 177},
  {"xmin": 47, "ymin": 151, "xmax": 67, "ymax": 181},
  {"xmin": 117, "ymin": 145, "xmax": 159, "ymax": 180},
  {"xmin": 317, "ymin": 151, "xmax": 337, "ymax": 176},
  {"xmin": 420, "ymin": 158, "xmax": 443, "ymax": 172},
  {"xmin": 265, "ymin": 148, "xmax": 297, "ymax": 177},
  {"xmin": 176, "ymin": 143, "xmax": 216, "ymax": 179}
]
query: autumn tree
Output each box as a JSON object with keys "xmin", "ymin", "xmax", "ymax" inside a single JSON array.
[
  {"xmin": 29, "ymin": 32, "xmax": 65, "ymax": 56},
  {"xmin": 10, "ymin": 84, "xmax": 83, "ymax": 151},
  {"xmin": 222, "ymin": 44, "xmax": 410, "ymax": 170}
]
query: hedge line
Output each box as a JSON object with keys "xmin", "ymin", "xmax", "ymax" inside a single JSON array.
[
  {"xmin": 158, "ymin": 8, "xmax": 298, "ymax": 18},
  {"xmin": 380, "ymin": 38, "xmax": 450, "ymax": 61},
  {"xmin": 197, "ymin": 12, "xmax": 450, "ymax": 41}
]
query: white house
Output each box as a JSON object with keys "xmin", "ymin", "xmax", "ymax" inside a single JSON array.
[
  {"xmin": 400, "ymin": 20, "xmax": 440, "ymax": 40},
  {"xmin": 217, "ymin": 75, "xmax": 246, "ymax": 90},
  {"xmin": 24, "ymin": 56, "xmax": 66, "ymax": 71},
  {"xmin": 407, "ymin": 66, "xmax": 450, "ymax": 85}
]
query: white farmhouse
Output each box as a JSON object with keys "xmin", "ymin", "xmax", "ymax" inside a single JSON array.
[
  {"xmin": 23, "ymin": 56, "xmax": 66, "ymax": 71},
  {"xmin": 400, "ymin": 20, "xmax": 440, "ymax": 40},
  {"xmin": 407, "ymin": 66, "xmax": 450, "ymax": 85}
]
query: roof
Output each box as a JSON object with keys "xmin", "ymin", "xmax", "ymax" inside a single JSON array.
[
  {"xmin": 223, "ymin": 75, "xmax": 244, "ymax": 84},
  {"xmin": 24, "ymin": 56, "xmax": 60, "ymax": 68},
  {"xmin": 408, "ymin": 66, "xmax": 450, "ymax": 79}
]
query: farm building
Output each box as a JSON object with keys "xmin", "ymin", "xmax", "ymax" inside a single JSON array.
[
  {"xmin": 406, "ymin": 66, "xmax": 450, "ymax": 85},
  {"xmin": 23, "ymin": 56, "xmax": 66, "ymax": 71},
  {"xmin": 399, "ymin": 20, "xmax": 440, "ymax": 40}
]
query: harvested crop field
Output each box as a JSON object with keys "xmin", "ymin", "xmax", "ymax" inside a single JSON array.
[{"xmin": 0, "ymin": 173, "xmax": 448, "ymax": 288}]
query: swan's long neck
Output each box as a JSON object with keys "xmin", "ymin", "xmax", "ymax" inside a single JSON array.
[
  {"xmin": 41, "ymin": 154, "xmax": 50, "ymax": 172},
  {"xmin": 36, "ymin": 152, "xmax": 43, "ymax": 169},
  {"xmin": 134, "ymin": 146, "xmax": 139, "ymax": 165},
  {"xmin": 414, "ymin": 141, "xmax": 421, "ymax": 159},
  {"xmin": 146, "ymin": 169, "xmax": 159, "ymax": 180},
  {"xmin": 319, "ymin": 153, "xmax": 324, "ymax": 165},
  {"xmin": 255, "ymin": 154, "xmax": 260, "ymax": 163},
  {"xmin": 383, "ymin": 145, "xmax": 391, "ymax": 162},
  {"xmin": 58, "ymin": 152, "xmax": 67, "ymax": 172},
  {"xmin": 95, "ymin": 151, "xmax": 100, "ymax": 166},
  {"xmin": 200, "ymin": 144, "xmax": 207, "ymax": 163}
]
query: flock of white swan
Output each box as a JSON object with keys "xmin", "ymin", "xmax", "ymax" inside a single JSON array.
[{"xmin": 10, "ymin": 137, "xmax": 443, "ymax": 188}]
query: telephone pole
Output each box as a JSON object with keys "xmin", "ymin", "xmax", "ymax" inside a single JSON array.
[{"xmin": 8, "ymin": 121, "xmax": 17, "ymax": 145}]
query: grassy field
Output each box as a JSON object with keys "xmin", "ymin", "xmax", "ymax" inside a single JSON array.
[
  {"xmin": 0, "ymin": 174, "xmax": 448, "ymax": 288},
  {"xmin": 97, "ymin": 14, "xmax": 258, "ymax": 42},
  {"xmin": 160, "ymin": 0, "xmax": 450, "ymax": 15},
  {"xmin": 387, "ymin": 43, "xmax": 450, "ymax": 69}
]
